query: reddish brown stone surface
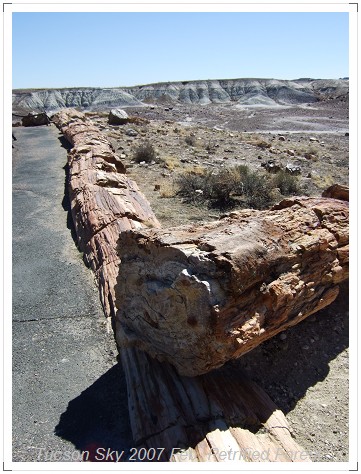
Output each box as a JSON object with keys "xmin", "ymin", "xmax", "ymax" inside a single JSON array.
[
  {"xmin": 115, "ymin": 197, "xmax": 348, "ymax": 376},
  {"xmin": 52, "ymin": 109, "xmax": 160, "ymax": 317}
]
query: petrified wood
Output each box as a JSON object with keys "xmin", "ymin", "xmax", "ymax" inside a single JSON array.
[
  {"xmin": 52, "ymin": 109, "xmax": 160, "ymax": 317},
  {"xmin": 115, "ymin": 196, "xmax": 348, "ymax": 376},
  {"xmin": 121, "ymin": 346, "xmax": 311, "ymax": 462}
]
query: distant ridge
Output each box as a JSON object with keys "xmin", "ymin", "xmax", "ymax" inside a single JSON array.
[{"xmin": 12, "ymin": 77, "xmax": 349, "ymax": 115}]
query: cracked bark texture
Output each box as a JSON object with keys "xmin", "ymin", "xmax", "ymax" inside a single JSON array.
[
  {"xmin": 52, "ymin": 109, "xmax": 160, "ymax": 318},
  {"xmin": 115, "ymin": 197, "xmax": 348, "ymax": 376}
]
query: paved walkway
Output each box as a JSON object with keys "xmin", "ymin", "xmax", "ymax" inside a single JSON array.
[{"xmin": 12, "ymin": 125, "xmax": 131, "ymax": 462}]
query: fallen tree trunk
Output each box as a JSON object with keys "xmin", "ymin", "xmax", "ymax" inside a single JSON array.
[
  {"xmin": 115, "ymin": 197, "xmax": 348, "ymax": 376},
  {"xmin": 52, "ymin": 109, "xmax": 160, "ymax": 318}
]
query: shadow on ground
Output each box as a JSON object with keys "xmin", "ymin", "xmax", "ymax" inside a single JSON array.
[
  {"xmin": 55, "ymin": 285, "xmax": 348, "ymax": 461},
  {"xmin": 58, "ymin": 135, "xmax": 79, "ymax": 247},
  {"xmin": 231, "ymin": 283, "xmax": 349, "ymax": 414},
  {"xmin": 55, "ymin": 362, "xmax": 133, "ymax": 462}
]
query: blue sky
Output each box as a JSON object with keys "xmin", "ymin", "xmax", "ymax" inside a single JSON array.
[{"xmin": 12, "ymin": 12, "xmax": 349, "ymax": 89}]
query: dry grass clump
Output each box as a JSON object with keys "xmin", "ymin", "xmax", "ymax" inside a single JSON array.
[
  {"xmin": 272, "ymin": 170, "xmax": 301, "ymax": 195},
  {"xmin": 127, "ymin": 116, "xmax": 149, "ymax": 125},
  {"xmin": 158, "ymin": 155, "xmax": 180, "ymax": 170},
  {"xmin": 244, "ymin": 134, "xmax": 272, "ymax": 149},
  {"xmin": 133, "ymin": 141, "xmax": 157, "ymax": 163},
  {"xmin": 176, "ymin": 164, "xmax": 302, "ymax": 210},
  {"xmin": 159, "ymin": 182, "xmax": 177, "ymax": 198}
]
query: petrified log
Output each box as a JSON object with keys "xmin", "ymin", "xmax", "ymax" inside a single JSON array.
[
  {"xmin": 115, "ymin": 196, "xmax": 348, "ymax": 376},
  {"xmin": 121, "ymin": 347, "xmax": 311, "ymax": 462},
  {"xmin": 52, "ymin": 109, "xmax": 160, "ymax": 317},
  {"xmin": 53, "ymin": 108, "xmax": 320, "ymax": 461}
]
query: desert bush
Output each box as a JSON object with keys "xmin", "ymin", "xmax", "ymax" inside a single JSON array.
[
  {"xmin": 185, "ymin": 134, "xmax": 197, "ymax": 147},
  {"xmin": 272, "ymin": 170, "xmax": 300, "ymax": 196},
  {"xmin": 204, "ymin": 168, "xmax": 240, "ymax": 206},
  {"xmin": 176, "ymin": 170, "xmax": 208, "ymax": 202},
  {"xmin": 233, "ymin": 165, "xmax": 273, "ymax": 209},
  {"xmin": 177, "ymin": 165, "xmax": 274, "ymax": 210},
  {"xmin": 133, "ymin": 141, "xmax": 156, "ymax": 163}
]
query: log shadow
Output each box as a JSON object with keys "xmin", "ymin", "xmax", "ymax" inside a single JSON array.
[
  {"xmin": 58, "ymin": 135, "xmax": 78, "ymax": 246},
  {"xmin": 55, "ymin": 362, "xmax": 133, "ymax": 462},
  {"xmin": 119, "ymin": 284, "xmax": 349, "ymax": 461},
  {"xmin": 230, "ymin": 282, "xmax": 349, "ymax": 414}
]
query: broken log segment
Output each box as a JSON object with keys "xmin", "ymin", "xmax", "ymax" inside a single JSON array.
[
  {"xmin": 121, "ymin": 347, "xmax": 311, "ymax": 461},
  {"xmin": 115, "ymin": 196, "xmax": 348, "ymax": 376},
  {"xmin": 52, "ymin": 108, "xmax": 160, "ymax": 318}
]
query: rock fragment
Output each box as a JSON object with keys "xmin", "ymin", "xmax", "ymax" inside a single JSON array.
[{"xmin": 108, "ymin": 108, "xmax": 129, "ymax": 125}]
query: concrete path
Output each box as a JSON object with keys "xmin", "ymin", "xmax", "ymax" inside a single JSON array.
[{"xmin": 12, "ymin": 125, "xmax": 132, "ymax": 462}]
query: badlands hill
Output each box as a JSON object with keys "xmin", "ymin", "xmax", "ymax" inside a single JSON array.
[{"xmin": 12, "ymin": 77, "xmax": 348, "ymax": 115}]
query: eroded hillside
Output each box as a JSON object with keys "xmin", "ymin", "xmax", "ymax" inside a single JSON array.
[{"xmin": 12, "ymin": 77, "xmax": 348, "ymax": 115}]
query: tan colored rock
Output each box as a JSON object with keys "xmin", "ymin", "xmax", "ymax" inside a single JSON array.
[
  {"xmin": 322, "ymin": 183, "xmax": 349, "ymax": 201},
  {"xmin": 108, "ymin": 108, "xmax": 129, "ymax": 125},
  {"xmin": 115, "ymin": 196, "xmax": 348, "ymax": 376}
]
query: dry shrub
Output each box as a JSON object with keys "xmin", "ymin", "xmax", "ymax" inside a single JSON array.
[
  {"xmin": 160, "ymin": 182, "xmax": 176, "ymax": 198},
  {"xmin": 205, "ymin": 168, "xmax": 240, "ymax": 206},
  {"xmin": 185, "ymin": 134, "xmax": 198, "ymax": 147},
  {"xmin": 235, "ymin": 165, "xmax": 274, "ymax": 209},
  {"xmin": 272, "ymin": 170, "xmax": 301, "ymax": 196},
  {"xmin": 176, "ymin": 165, "xmax": 274, "ymax": 210},
  {"xmin": 176, "ymin": 170, "xmax": 208, "ymax": 202},
  {"xmin": 133, "ymin": 141, "xmax": 156, "ymax": 163},
  {"xmin": 158, "ymin": 155, "xmax": 180, "ymax": 170}
]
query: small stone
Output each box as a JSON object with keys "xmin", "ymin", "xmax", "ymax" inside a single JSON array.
[
  {"xmin": 279, "ymin": 333, "xmax": 287, "ymax": 340},
  {"xmin": 126, "ymin": 129, "xmax": 138, "ymax": 137}
]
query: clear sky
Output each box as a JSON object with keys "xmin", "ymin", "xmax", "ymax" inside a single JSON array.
[{"xmin": 12, "ymin": 12, "xmax": 349, "ymax": 89}]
